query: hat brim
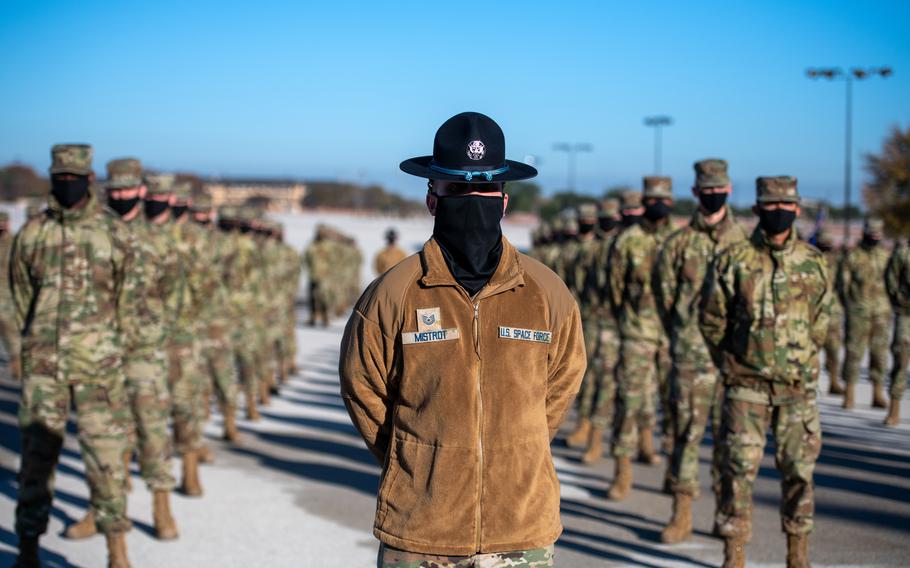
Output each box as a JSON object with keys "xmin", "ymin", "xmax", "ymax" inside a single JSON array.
[{"xmin": 400, "ymin": 156, "xmax": 538, "ymax": 183}]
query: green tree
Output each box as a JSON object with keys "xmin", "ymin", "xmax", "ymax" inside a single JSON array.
[
  {"xmin": 538, "ymin": 191, "xmax": 597, "ymax": 222},
  {"xmin": 864, "ymin": 124, "xmax": 910, "ymax": 236},
  {"xmin": 504, "ymin": 181, "xmax": 541, "ymax": 213},
  {"xmin": 0, "ymin": 164, "xmax": 46, "ymax": 200}
]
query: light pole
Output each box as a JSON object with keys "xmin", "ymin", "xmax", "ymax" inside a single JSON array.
[
  {"xmin": 553, "ymin": 142, "xmax": 593, "ymax": 192},
  {"xmin": 644, "ymin": 115, "xmax": 673, "ymax": 174},
  {"xmin": 806, "ymin": 66, "xmax": 892, "ymax": 245}
]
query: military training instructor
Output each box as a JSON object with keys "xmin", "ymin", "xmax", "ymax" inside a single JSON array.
[{"xmin": 339, "ymin": 112, "xmax": 586, "ymax": 567}]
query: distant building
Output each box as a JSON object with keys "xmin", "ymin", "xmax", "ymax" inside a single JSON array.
[{"xmin": 204, "ymin": 179, "xmax": 307, "ymax": 212}]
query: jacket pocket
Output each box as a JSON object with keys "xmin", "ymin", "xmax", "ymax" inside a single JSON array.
[{"xmin": 376, "ymin": 437, "xmax": 477, "ymax": 546}]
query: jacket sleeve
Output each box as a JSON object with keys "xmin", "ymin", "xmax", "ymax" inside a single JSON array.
[
  {"xmin": 9, "ymin": 230, "xmax": 33, "ymax": 332},
  {"xmin": 811, "ymin": 258, "xmax": 834, "ymax": 348},
  {"xmin": 835, "ymin": 253, "xmax": 850, "ymax": 307},
  {"xmin": 339, "ymin": 308, "xmax": 398, "ymax": 464},
  {"xmin": 606, "ymin": 237, "xmax": 626, "ymax": 315},
  {"xmin": 886, "ymin": 247, "xmax": 909, "ymax": 310},
  {"xmin": 653, "ymin": 236, "xmax": 678, "ymax": 332},
  {"xmin": 545, "ymin": 304, "xmax": 586, "ymax": 439},
  {"xmin": 699, "ymin": 255, "xmax": 730, "ymax": 364}
]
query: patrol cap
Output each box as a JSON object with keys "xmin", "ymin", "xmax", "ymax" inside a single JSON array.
[
  {"xmin": 577, "ymin": 203, "xmax": 598, "ymax": 222},
  {"xmin": 863, "ymin": 215, "xmax": 884, "ymax": 236},
  {"xmin": 218, "ymin": 205, "xmax": 238, "ymax": 221},
  {"xmin": 50, "ymin": 144, "xmax": 93, "ymax": 176},
  {"xmin": 620, "ymin": 190, "xmax": 643, "ymax": 210},
  {"xmin": 385, "ymin": 228, "xmax": 398, "ymax": 240},
  {"xmin": 145, "ymin": 173, "xmax": 176, "ymax": 196},
  {"xmin": 694, "ymin": 158, "xmax": 730, "ymax": 189},
  {"xmin": 106, "ymin": 158, "xmax": 143, "ymax": 189},
  {"xmin": 173, "ymin": 181, "xmax": 192, "ymax": 203},
  {"xmin": 643, "ymin": 176, "xmax": 673, "ymax": 199},
  {"xmin": 550, "ymin": 217, "xmax": 565, "ymax": 232},
  {"xmin": 563, "ymin": 218, "xmax": 579, "ymax": 233},
  {"xmin": 599, "ymin": 198, "xmax": 620, "ymax": 218},
  {"xmin": 190, "ymin": 194, "xmax": 213, "ymax": 212},
  {"xmin": 756, "ymin": 176, "xmax": 799, "ymax": 204}
]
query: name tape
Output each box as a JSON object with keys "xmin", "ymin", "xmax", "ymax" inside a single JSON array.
[
  {"xmin": 498, "ymin": 326, "xmax": 552, "ymax": 344},
  {"xmin": 401, "ymin": 328, "xmax": 461, "ymax": 345}
]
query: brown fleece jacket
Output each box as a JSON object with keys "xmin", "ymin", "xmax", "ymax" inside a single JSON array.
[{"xmin": 340, "ymin": 236, "xmax": 586, "ymax": 555}]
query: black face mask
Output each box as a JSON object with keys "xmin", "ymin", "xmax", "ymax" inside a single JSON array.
[
  {"xmin": 51, "ymin": 177, "xmax": 90, "ymax": 209},
  {"xmin": 699, "ymin": 192, "xmax": 727, "ymax": 214},
  {"xmin": 172, "ymin": 205, "xmax": 188, "ymax": 220},
  {"xmin": 622, "ymin": 213, "xmax": 642, "ymax": 227},
  {"xmin": 644, "ymin": 201, "xmax": 671, "ymax": 222},
  {"xmin": 579, "ymin": 222, "xmax": 595, "ymax": 235},
  {"xmin": 144, "ymin": 200, "xmax": 170, "ymax": 219},
  {"xmin": 599, "ymin": 218, "xmax": 618, "ymax": 232},
  {"xmin": 432, "ymin": 194, "xmax": 504, "ymax": 296},
  {"xmin": 862, "ymin": 235, "xmax": 881, "ymax": 248},
  {"xmin": 758, "ymin": 208, "xmax": 796, "ymax": 236},
  {"xmin": 108, "ymin": 196, "xmax": 140, "ymax": 217}
]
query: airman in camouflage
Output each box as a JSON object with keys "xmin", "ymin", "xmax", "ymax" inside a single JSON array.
[
  {"xmin": 58, "ymin": 158, "xmax": 180, "ymax": 542},
  {"xmin": 11, "ymin": 144, "xmax": 135, "ymax": 568},
  {"xmin": 191, "ymin": 194, "xmax": 241, "ymax": 442},
  {"xmin": 579, "ymin": 194, "xmax": 624, "ymax": 464},
  {"xmin": 655, "ymin": 159, "xmax": 748, "ymax": 544},
  {"xmin": 837, "ymin": 216, "xmax": 892, "ymax": 409},
  {"xmin": 701, "ymin": 176, "xmax": 832, "ymax": 568},
  {"xmin": 814, "ymin": 227, "xmax": 845, "ymax": 395},
  {"xmin": 885, "ymin": 239, "xmax": 910, "ymax": 426},
  {"xmin": 374, "ymin": 228, "xmax": 409, "ymax": 275},
  {"xmin": 605, "ymin": 177, "xmax": 675, "ymax": 501},
  {"xmin": 378, "ymin": 544, "xmax": 555, "ymax": 567},
  {"xmin": 304, "ymin": 225, "xmax": 339, "ymax": 326},
  {"xmin": 0, "ymin": 210, "xmax": 21, "ymax": 381}
]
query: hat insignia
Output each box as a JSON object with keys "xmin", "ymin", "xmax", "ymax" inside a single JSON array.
[{"xmin": 467, "ymin": 140, "xmax": 485, "ymax": 161}]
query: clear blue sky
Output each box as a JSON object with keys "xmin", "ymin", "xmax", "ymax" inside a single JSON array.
[{"xmin": 1, "ymin": 0, "xmax": 908, "ymax": 206}]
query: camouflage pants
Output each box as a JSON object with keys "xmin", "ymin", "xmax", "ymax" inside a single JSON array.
[
  {"xmin": 590, "ymin": 325, "xmax": 620, "ymax": 430},
  {"xmin": 283, "ymin": 299, "xmax": 298, "ymax": 372},
  {"xmin": 378, "ymin": 544, "xmax": 554, "ymax": 567},
  {"xmin": 843, "ymin": 311, "xmax": 891, "ymax": 386},
  {"xmin": 612, "ymin": 339, "xmax": 670, "ymax": 457},
  {"xmin": 16, "ymin": 373, "xmax": 131, "ymax": 537},
  {"xmin": 233, "ymin": 328, "xmax": 260, "ymax": 405},
  {"xmin": 309, "ymin": 281, "xmax": 331, "ymax": 325},
  {"xmin": 715, "ymin": 387, "xmax": 821, "ymax": 540},
  {"xmin": 891, "ymin": 314, "xmax": 910, "ymax": 399},
  {"xmin": 668, "ymin": 366, "xmax": 723, "ymax": 497},
  {"xmin": 575, "ymin": 316, "xmax": 603, "ymax": 420},
  {"xmin": 199, "ymin": 324, "xmax": 238, "ymax": 410},
  {"xmin": 823, "ymin": 310, "xmax": 843, "ymax": 387},
  {"xmin": 0, "ymin": 310, "xmax": 20, "ymax": 363},
  {"xmin": 124, "ymin": 348, "xmax": 176, "ymax": 491},
  {"xmin": 168, "ymin": 340, "xmax": 206, "ymax": 454}
]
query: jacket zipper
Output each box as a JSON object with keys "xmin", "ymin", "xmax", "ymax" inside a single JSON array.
[{"xmin": 473, "ymin": 300, "xmax": 483, "ymax": 551}]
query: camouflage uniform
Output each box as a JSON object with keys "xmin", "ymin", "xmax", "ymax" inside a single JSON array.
[
  {"xmin": 656, "ymin": 160, "xmax": 747, "ymax": 502},
  {"xmin": 701, "ymin": 177, "xmax": 832, "ymax": 545},
  {"xmin": 815, "ymin": 228, "xmax": 844, "ymax": 394},
  {"xmin": 107, "ymin": 159, "xmax": 175, "ymax": 492},
  {"xmin": 0, "ymin": 211, "xmax": 21, "ymax": 380},
  {"xmin": 886, "ymin": 241, "xmax": 910, "ymax": 405},
  {"xmin": 12, "ymin": 144, "xmax": 133, "ymax": 537},
  {"xmin": 572, "ymin": 204, "xmax": 603, "ymax": 422},
  {"xmin": 303, "ymin": 226, "xmax": 337, "ymax": 326},
  {"xmin": 378, "ymin": 544, "xmax": 555, "ymax": 567},
  {"xmin": 608, "ymin": 179, "xmax": 674, "ymax": 462},
  {"xmin": 837, "ymin": 217, "xmax": 892, "ymax": 405}
]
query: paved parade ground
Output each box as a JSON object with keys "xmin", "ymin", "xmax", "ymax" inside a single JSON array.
[{"xmin": 0, "ymin": 310, "xmax": 907, "ymax": 568}]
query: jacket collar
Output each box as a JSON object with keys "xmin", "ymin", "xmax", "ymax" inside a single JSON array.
[
  {"xmin": 420, "ymin": 236, "xmax": 525, "ymax": 298},
  {"xmin": 690, "ymin": 205, "xmax": 735, "ymax": 241},
  {"xmin": 751, "ymin": 224, "xmax": 797, "ymax": 254}
]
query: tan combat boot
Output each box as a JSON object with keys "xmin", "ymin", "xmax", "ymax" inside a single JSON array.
[
  {"xmin": 828, "ymin": 376, "xmax": 844, "ymax": 395},
  {"xmin": 223, "ymin": 406, "xmax": 241, "ymax": 442},
  {"xmin": 152, "ymin": 490, "xmax": 178, "ymax": 540},
  {"xmin": 607, "ymin": 456, "xmax": 632, "ymax": 501},
  {"xmin": 197, "ymin": 444, "xmax": 215, "ymax": 464},
  {"xmin": 581, "ymin": 427, "xmax": 605, "ymax": 464},
  {"xmin": 566, "ymin": 418, "xmax": 591, "ymax": 449},
  {"xmin": 259, "ymin": 379, "xmax": 272, "ymax": 406},
  {"xmin": 842, "ymin": 383, "xmax": 855, "ymax": 409},
  {"xmin": 64, "ymin": 511, "xmax": 97, "ymax": 540},
  {"xmin": 9, "ymin": 354, "xmax": 22, "ymax": 382},
  {"xmin": 106, "ymin": 532, "xmax": 133, "ymax": 568},
  {"xmin": 180, "ymin": 451, "xmax": 203, "ymax": 497},
  {"xmin": 660, "ymin": 493, "xmax": 693, "ymax": 543},
  {"xmin": 638, "ymin": 427, "xmax": 662, "ymax": 465},
  {"xmin": 884, "ymin": 398, "xmax": 901, "ymax": 427},
  {"xmin": 722, "ymin": 538, "xmax": 746, "ymax": 568},
  {"xmin": 872, "ymin": 384, "xmax": 887, "ymax": 408},
  {"xmin": 786, "ymin": 534, "xmax": 810, "ymax": 568}
]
